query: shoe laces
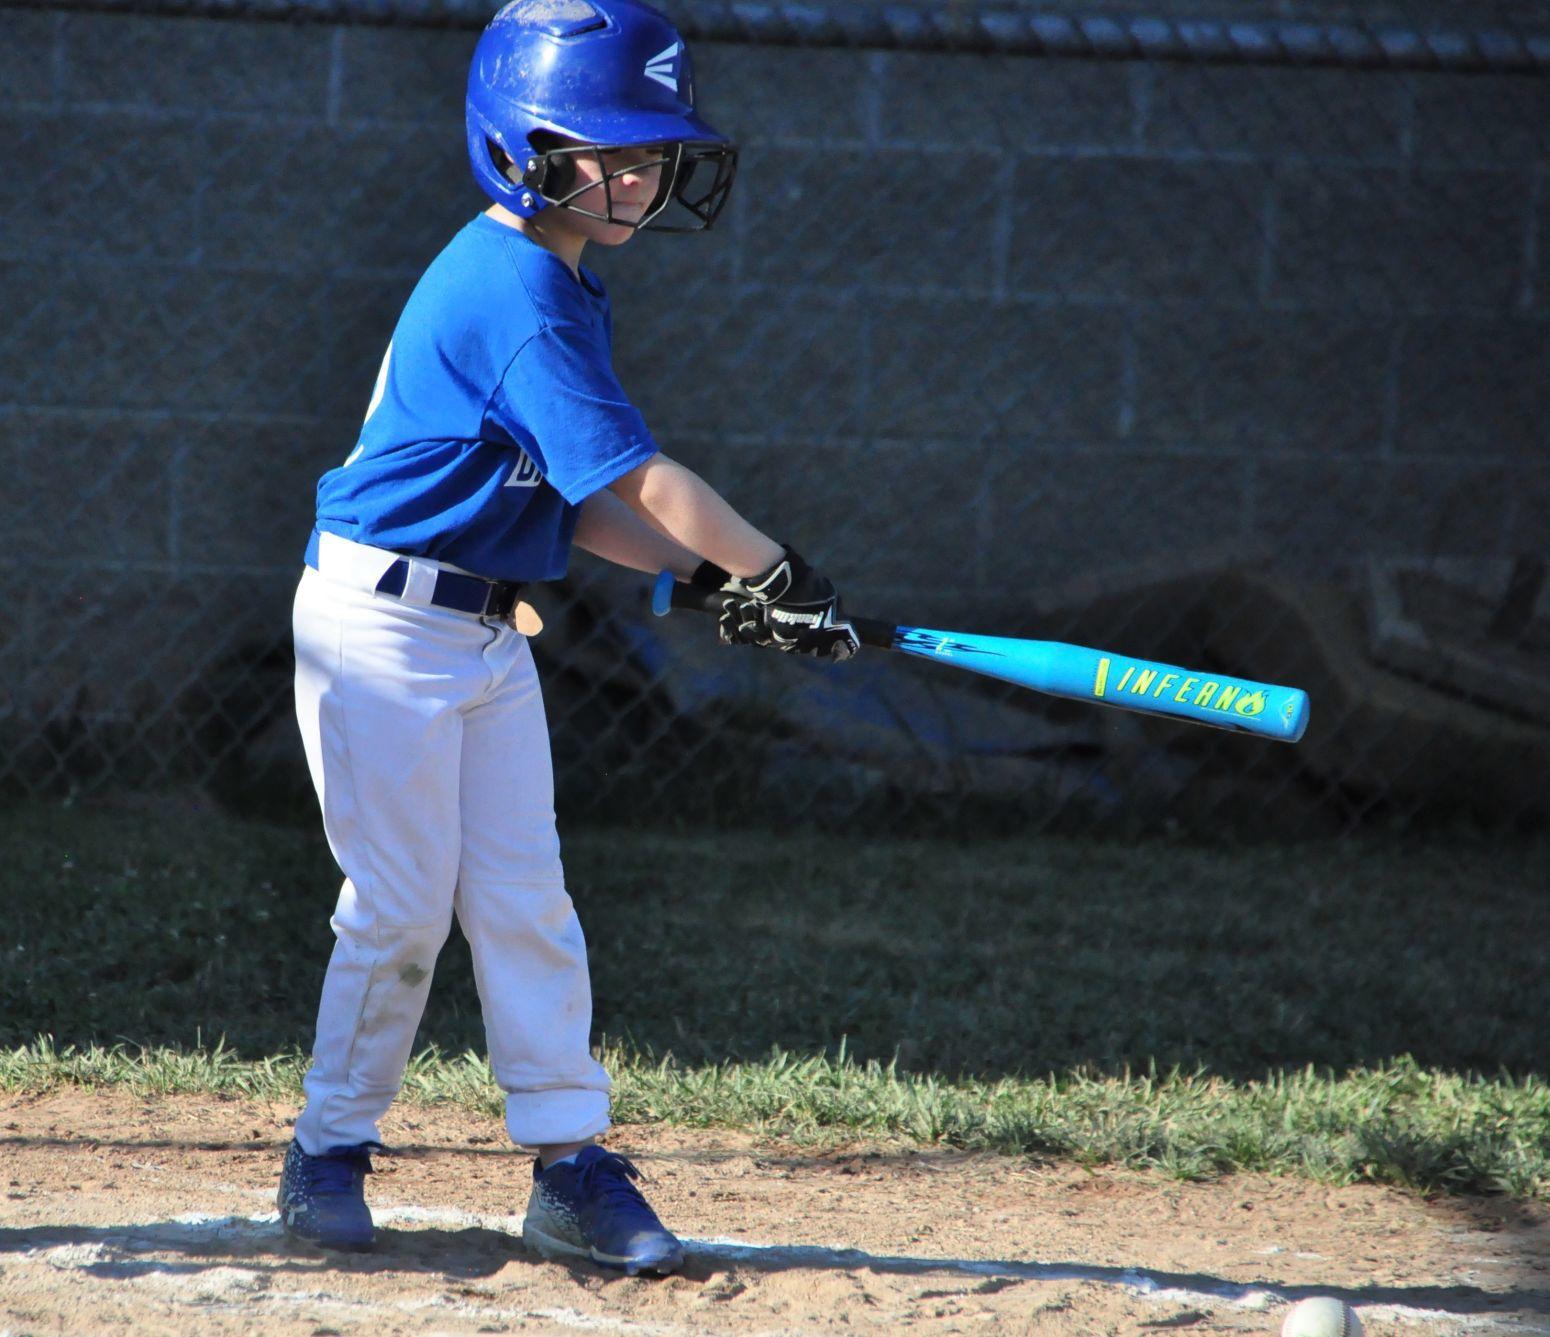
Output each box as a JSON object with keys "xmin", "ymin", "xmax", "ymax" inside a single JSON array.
[
  {"xmin": 307, "ymin": 1147, "xmax": 372, "ymax": 1194},
  {"xmin": 574, "ymin": 1151, "xmax": 650, "ymax": 1211}
]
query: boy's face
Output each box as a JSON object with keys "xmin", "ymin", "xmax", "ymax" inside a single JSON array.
[{"xmin": 551, "ymin": 143, "xmax": 667, "ymax": 245}]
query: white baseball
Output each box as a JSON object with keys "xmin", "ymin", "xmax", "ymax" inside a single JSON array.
[{"xmin": 1281, "ymin": 1296, "xmax": 1363, "ymax": 1337}]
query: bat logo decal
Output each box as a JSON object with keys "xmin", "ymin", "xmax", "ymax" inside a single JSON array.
[{"xmin": 897, "ymin": 630, "xmax": 1006, "ymax": 661}]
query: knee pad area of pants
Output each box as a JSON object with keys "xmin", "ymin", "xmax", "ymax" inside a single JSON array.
[
  {"xmin": 333, "ymin": 913, "xmax": 452, "ymax": 973},
  {"xmin": 458, "ymin": 877, "xmax": 574, "ymax": 926},
  {"xmin": 381, "ymin": 927, "xmax": 446, "ymax": 992}
]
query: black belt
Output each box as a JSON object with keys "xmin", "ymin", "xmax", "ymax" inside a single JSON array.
[
  {"xmin": 374, "ymin": 560, "xmax": 525, "ymax": 619},
  {"xmin": 303, "ymin": 531, "xmax": 526, "ymax": 618}
]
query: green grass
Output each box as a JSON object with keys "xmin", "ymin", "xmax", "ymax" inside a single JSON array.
[
  {"xmin": 2, "ymin": 1038, "xmax": 1546, "ymax": 1197},
  {"xmin": 1, "ymin": 799, "xmax": 1547, "ymax": 1196}
]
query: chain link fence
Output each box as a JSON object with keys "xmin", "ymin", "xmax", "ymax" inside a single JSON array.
[{"xmin": 1, "ymin": 0, "xmax": 1545, "ymax": 836}]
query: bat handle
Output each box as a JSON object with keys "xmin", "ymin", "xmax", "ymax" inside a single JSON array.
[{"xmin": 651, "ymin": 571, "xmax": 897, "ymax": 649}]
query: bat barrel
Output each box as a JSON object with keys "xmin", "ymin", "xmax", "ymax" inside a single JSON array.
[{"xmin": 893, "ymin": 627, "xmax": 1310, "ymax": 743}]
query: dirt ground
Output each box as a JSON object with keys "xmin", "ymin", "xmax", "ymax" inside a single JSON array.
[{"xmin": 0, "ymin": 1091, "xmax": 1546, "ymax": 1335}]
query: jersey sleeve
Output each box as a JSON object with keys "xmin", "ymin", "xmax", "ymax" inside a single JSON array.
[{"xmin": 487, "ymin": 320, "xmax": 658, "ymax": 505}]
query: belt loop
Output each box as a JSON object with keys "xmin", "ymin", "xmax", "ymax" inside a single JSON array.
[
  {"xmin": 400, "ymin": 558, "xmax": 440, "ymax": 606},
  {"xmin": 317, "ymin": 530, "xmax": 399, "ymax": 590}
]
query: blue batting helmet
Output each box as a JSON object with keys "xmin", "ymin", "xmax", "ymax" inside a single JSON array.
[{"xmin": 466, "ymin": 0, "xmax": 737, "ymax": 231}]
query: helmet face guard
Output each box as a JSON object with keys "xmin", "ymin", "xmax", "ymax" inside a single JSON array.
[
  {"xmin": 518, "ymin": 140, "xmax": 738, "ymax": 233},
  {"xmin": 466, "ymin": 0, "xmax": 738, "ymax": 233}
]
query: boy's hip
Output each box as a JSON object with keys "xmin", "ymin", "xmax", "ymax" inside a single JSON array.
[
  {"xmin": 293, "ymin": 562, "xmax": 538, "ymax": 713},
  {"xmin": 304, "ymin": 529, "xmax": 527, "ymax": 623}
]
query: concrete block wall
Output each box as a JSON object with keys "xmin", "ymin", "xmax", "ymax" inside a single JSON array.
[
  {"xmin": 0, "ymin": 7, "xmax": 1545, "ymax": 762},
  {"xmin": 604, "ymin": 39, "xmax": 1547, "ymax": 617},
  {"xmin": 871, "ymin": 0, "xmax": 1542, "ymax": 21}
]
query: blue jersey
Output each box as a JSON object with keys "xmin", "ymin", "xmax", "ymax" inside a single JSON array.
[{"xmin": 312, "ymin": 214, "xmax": 659, "ymax": 582}]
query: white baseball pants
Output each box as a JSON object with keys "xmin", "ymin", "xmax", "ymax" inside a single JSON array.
[{"xmin": 291, "ymin": 534, "xmax": 611, "ymax": 1155}]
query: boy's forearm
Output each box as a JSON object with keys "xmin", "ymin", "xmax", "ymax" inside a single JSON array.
[
  {"xmin": 608, "ymin": 454, "xmax": 782, "ymax": 578},
  {"xmin": 572, "ymin": 488, "xmax": 702, "ymax": 578}
]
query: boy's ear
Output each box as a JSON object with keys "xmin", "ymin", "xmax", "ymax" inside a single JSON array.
[{"xmin": 490, "ymin": 144, "xmax": 524, "ymax": 186}]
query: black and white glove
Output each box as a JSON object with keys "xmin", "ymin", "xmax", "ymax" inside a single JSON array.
[
  {"xmin": 691, "ymin": 559, "xmax": 770, "ymax": 648},
  {"xmin": 726, "ymin": 546, "xmax": 861, "ymax": 663}
]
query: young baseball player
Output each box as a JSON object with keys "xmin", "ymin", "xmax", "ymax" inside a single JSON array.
[{"xmin": 277, "ymin": 0, "xmax": 858, "ymax": 1277}]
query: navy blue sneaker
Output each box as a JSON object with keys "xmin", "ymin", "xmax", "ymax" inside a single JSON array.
[
  {"xmin": 522, "ymin": 1146, "xmax": 685, "ymax": 1276},
  {"xmin": 277, "ymin": 1140, "xmax": 377, "ymax": 1251}
]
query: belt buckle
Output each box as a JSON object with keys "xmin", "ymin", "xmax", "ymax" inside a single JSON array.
[{"xmin": 486, "ymin": 582, "xmax": 518, "ymax": 621}]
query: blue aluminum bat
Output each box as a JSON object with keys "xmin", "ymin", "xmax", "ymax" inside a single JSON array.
[{"xmin": 652, "ymin": 571, "xmax": 1309, "ymax": 744}]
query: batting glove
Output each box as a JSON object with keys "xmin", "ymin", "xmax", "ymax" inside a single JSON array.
[
  {"xmin": 731, "ymin": 546, "xmax": 860, "ymax": 663},
  {"xmin": 690, "ymin": 560, "xmax": 770, "ymax": 648}
]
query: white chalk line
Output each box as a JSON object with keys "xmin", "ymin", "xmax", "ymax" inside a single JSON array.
[
  {"xmin": 5, "ymin": 1208, "xmax": 1535, "ymax": 1332},
  {"xmin": 695, "ymin": 1236, "xmax": 1529, "ymax": 1331}
]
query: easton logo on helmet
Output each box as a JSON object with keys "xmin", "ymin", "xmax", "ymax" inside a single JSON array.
[{"xmin": 643, "ymin": 41, "xmax": 680, "ymax": 91}]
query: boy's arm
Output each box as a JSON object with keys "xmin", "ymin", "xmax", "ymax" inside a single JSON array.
[
  {"xmin": 571, "ymin": 487, "xmax": 704, "ymax": 578},
  {"xmin": 606, "ymin": 453, "xmax": 782, "ymax": 578},
  {"xmin": 606, "ymin": 452, "xmax": 859, "ymax": 662}
]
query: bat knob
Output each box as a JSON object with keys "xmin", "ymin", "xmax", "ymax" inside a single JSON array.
[{"xmin": 651, "ymin": 570, "xmax": 675, "ymax": 618}]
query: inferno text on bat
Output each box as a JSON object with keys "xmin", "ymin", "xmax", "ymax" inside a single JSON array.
[{"xmin": 1097, "ymin": 659, "xmax": 1268, "ymax": 717}]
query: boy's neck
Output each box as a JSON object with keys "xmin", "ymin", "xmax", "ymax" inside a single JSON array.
[{"xmin": 485, "ymin": 204, "xmax": 585, "ymax": 279}]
